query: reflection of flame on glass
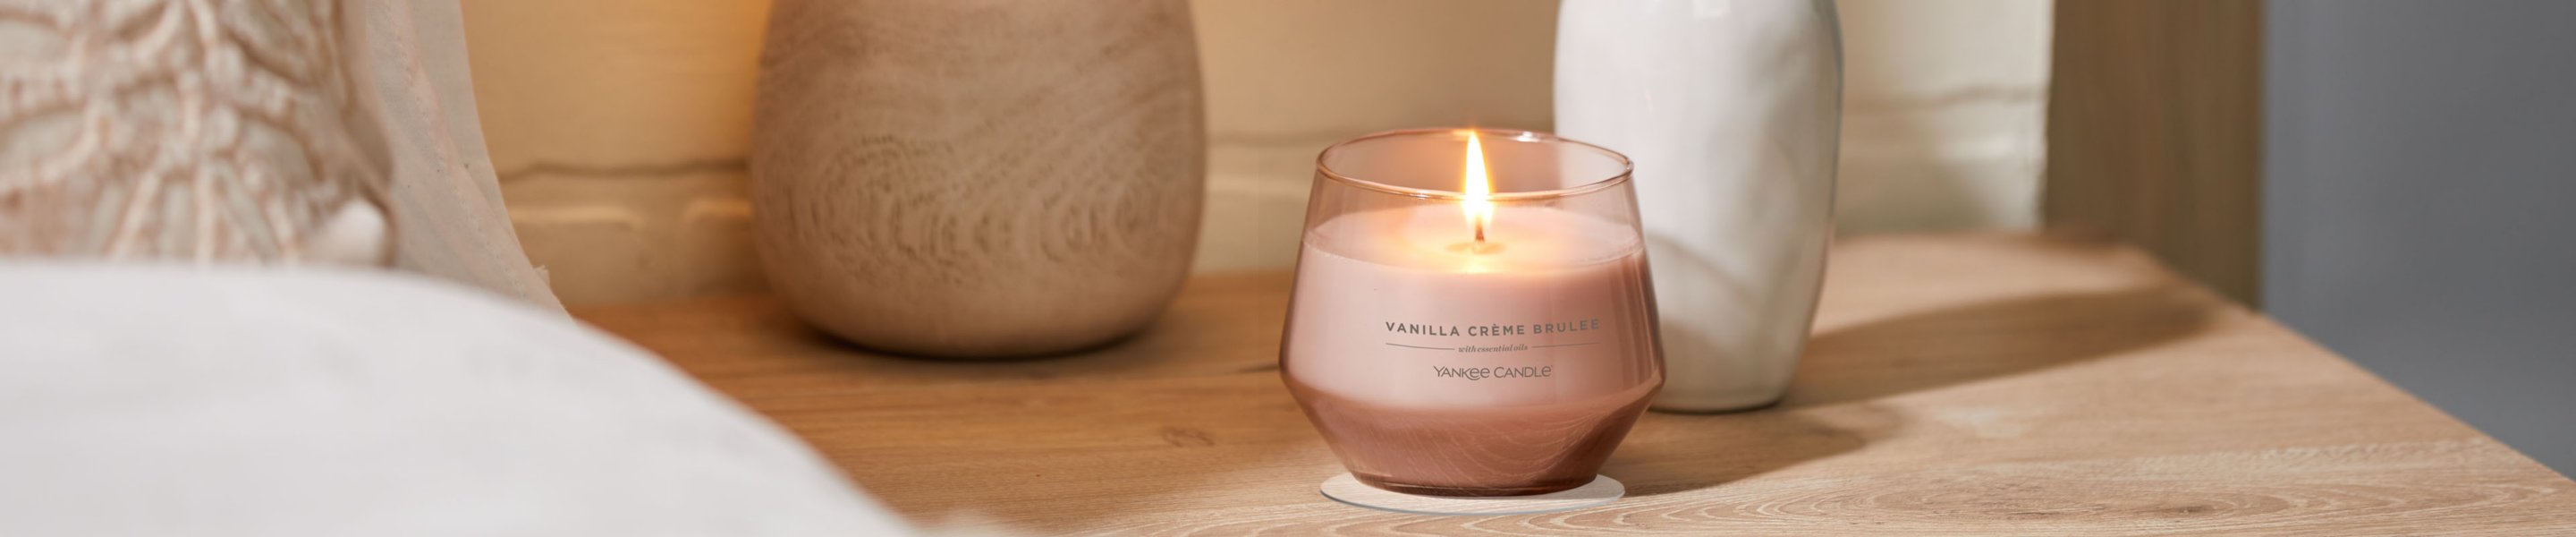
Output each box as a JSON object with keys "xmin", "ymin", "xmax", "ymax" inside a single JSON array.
[{"xmin": 1462, "ymin": 131, "xmax": 1493, "ymax": 243}]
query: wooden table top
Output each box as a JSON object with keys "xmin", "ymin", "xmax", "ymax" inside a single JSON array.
[{"xmin": 576, "ymin": 233, "xmax": 2576, "ymax": 535}]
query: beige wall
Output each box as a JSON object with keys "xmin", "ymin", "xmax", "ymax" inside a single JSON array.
[
  {"xmin": 462, "ymin": 0, "xmax": 2051, "ymax": 304},
  {"xmin": 1191, "ymin": 0, "xmax": 1562, "ymax": 273},
  {"xmin": 462, "ymin": 0, "xmax": 768, "ymax": 304},
  {"xmin": 1841, "ymin": 0, "xmax": 2054, "ymax": 234}
]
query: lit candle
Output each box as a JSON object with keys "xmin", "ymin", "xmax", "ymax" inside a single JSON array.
[{"xmin": 1284, "ymin": 129, "xmax": 1663, "ymax": 497}]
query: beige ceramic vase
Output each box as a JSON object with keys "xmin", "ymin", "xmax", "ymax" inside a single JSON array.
[{"xmin": 751, "ymin": 0, "xmax": 1206, "ymax": 358}]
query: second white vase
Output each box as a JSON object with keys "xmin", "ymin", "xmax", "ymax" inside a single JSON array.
[{"xmin": 1555, "ymin": 0, "xmax": 1843, "ymax": 412}]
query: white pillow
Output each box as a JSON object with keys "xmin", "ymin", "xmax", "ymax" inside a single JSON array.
[{"xmin": 0, "ymin": 266, "xmax": 913, "ymax": 536}]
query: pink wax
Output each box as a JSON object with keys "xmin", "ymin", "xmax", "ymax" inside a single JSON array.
[{"xmin": 1283, "ymin": 203, "xmax": 1662, "ymax": 496}]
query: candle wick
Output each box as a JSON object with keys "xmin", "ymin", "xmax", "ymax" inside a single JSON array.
[
  {"xmin": 1447, "ymin": 234, "xmax": 1504, "ymax": 255},
  {"xmin": 1474, "ymin": 219, "xmax": 1486, "ymax": 243}
]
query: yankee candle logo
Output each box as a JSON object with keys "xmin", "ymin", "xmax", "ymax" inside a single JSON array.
[{"xmin": 1433, "ymin": 365, "xmax": 1554, "ymax": 380}]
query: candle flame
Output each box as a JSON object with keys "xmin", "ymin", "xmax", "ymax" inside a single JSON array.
[{"xmin": 1462, "ymin": 131, "xmax": 1492, "ymax": 243}]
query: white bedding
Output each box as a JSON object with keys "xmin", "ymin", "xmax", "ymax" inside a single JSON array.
[{"xmin": 0, "ymin": 266, "xmax": 912, "ymax": 535}]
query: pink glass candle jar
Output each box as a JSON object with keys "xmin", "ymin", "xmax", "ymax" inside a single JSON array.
[{"xmin": 1284, "ymin": 128, "xmax": 1664, "ymax": 497}]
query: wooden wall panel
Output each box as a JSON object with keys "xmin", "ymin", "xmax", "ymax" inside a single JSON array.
[{"xmin": 2045, "ymin": 0, "xmax": 2264, "ymax": 304}]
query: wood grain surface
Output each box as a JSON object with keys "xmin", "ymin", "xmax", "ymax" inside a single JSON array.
[
  {"xmin": 749, "ymin": 0, "xmax": 1205, "ymax": 357},
  {"xmin": 576, "ymin": 233, "xmax": 2576, "ymax": 535}
]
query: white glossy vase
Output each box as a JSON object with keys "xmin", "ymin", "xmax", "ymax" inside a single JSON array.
[{"xmin": 1555, "ymin": 0, "xmax": 1842, "ymax": 413}]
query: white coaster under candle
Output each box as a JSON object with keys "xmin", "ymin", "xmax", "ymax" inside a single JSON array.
[{"xmin": 1318, "ymin": 473, "xmax": 1625, "ymax": 516}]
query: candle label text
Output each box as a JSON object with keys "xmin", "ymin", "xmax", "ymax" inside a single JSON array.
[
  {"xmin": 1383, "ymin": 318, "xmax": 1607, "ymax": 381},
  {"xmin": 1432, "ymin": 365, "xmax": 1554, "ymax": 381},
  {"xmin": 1383, "ymin": 319, "xmax": 1601, "ymax": 337}
]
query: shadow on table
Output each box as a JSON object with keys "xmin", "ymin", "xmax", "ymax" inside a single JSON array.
[
  {"xmin": 770, "ymin": 273, "xmax": 1294, "ymax": 387},
  {"xmin": 1610, "ymin": 284, "xmax": 2220, "ymax": 496},
  {"xmin": 1606, "ymin": 405, "xmax": 1879, "ymax": 498},
  {"xmin": 1789, "ymin": 285, "xmax": 2219, "ymax": 406}
]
